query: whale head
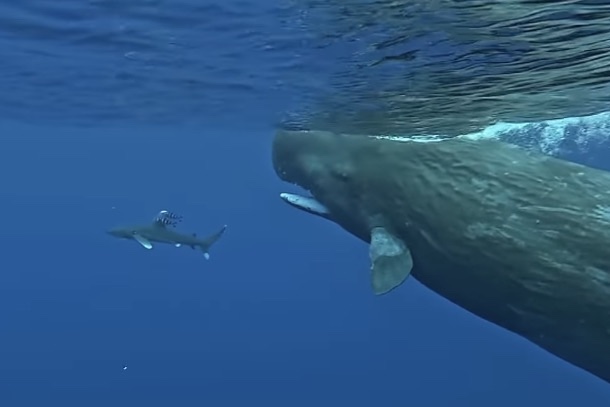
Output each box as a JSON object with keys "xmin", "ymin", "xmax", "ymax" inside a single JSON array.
[
  {"xmin": 272, "ymin": 129, "xmax": 416, "ymax": 294},
  {"xmin": 272, "ymin": 129, "xmax": 384, "ymax": 241},
  {"xmin": 273, "ymin": 130, "xmax": 349, "ymax": 195}
]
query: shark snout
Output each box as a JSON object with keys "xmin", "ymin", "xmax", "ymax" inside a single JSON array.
[{"xmin": 106, "ymin": 227, "xmax": 129, "ymax": 238}]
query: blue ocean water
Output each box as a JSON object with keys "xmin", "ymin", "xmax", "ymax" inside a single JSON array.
[{"xmin": 1, "ymin": 1, "xmax": 610, "ymax": 406}]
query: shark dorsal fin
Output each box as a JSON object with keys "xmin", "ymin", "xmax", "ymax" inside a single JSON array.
[{"xmin": 152, "ymin": 210, "xmax": 183, "ymax": 228}]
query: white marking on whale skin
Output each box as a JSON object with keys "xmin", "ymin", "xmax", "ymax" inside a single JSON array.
[
  {"xmin": 518, "ymin": 205, "xmax": 580, "ymax": 217},
  {"xmin": 370, "ymin": 134, "xmax": 447, "ymax": 143},
  {"xmin": 464, "ymin": 222, "xmax": 499, "ymax": 240},
  {"xmin": 585, "ymin": 265, "xmax": 610, "ymax": 287},
  {"xmin": 592, "ymin": 205, "xmax": 610, "ymax": 224},
  {"xmin": 417, "ymin": 228, "xmax": 451, "ymax": 257},
  {"xmin": 280, "ymin": 193, "xmax": 330, "ymax": 216},
  {"xmin": 463, "ymin": 221, "xmax": 523, "ymax": 244}
]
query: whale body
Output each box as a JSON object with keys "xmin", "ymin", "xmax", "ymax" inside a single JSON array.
[{"xmin": 272, "ymin": 129, "xmax": 610, "ymax": 385}]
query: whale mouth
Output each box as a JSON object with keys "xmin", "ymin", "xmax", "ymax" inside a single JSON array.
[
  {"xmin": 277, "ymin": 174, "xmax": 326, "ymax": 215},
  {"xmin": 279, "ymin": 191, "xmax": 330, "ymax": 217},
  {"xmin": 276, "ymin": 168, "xmax": 329, "ymax": 216},
  {"xmin": 272, "ymin": 129, "xmax": 330, "ymax": 216},
  {"xmin": 275, "ymin": 165, "xmax": 315, "ymax": 200}
]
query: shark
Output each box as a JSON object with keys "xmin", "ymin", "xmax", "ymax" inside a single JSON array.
[
  {"xmin": 272, "ymin": 129, "xmax": 610, "ymax": 385},
  {"xmin": 107, "ymin": 210, "xmax": 227, "ymax": 259}
]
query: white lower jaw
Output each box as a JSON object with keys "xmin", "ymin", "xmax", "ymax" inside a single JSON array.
[{"xmin": 280, "ymin": 192, "xmax": 330, "ymax": 217}]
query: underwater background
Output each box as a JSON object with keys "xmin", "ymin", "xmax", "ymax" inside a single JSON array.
[{"xmin": 1, "ymin": 0, "xmax": 610, "ymax": 405}]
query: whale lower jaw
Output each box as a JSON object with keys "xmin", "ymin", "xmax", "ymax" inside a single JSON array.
[{"xmin": 279, "ymin": 192, "xmax": 330, "ymax": 218}]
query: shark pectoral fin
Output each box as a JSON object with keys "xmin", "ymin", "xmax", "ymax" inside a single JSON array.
[
  {"xmin": 133, "ymin": 234, "xmax": 153, "ymax": 250},
  {"xmin": 369, "ymin": 227, "xmax": 413, "ymax": 295}
]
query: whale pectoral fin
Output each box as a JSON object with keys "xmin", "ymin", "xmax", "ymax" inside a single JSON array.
[
  {"xmin": 133, "ymin": 234, "xmax": 153, "ymax": 250},
  {"xmin": 369, "ymin": 227, "xmax": 413, "ymax": 295}
]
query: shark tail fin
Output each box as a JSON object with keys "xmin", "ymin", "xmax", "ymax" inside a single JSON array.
[{"xmin": 198, "ymin": 224, "xmax": 228, "ymax": 260}]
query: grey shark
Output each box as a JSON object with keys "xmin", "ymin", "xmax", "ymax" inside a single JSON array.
[
  {"xmin": 272, "ymin": 129, "xmax": 610, "ymax": 385},
  {"xmin": 107, "ymin": 210, "xmax": 227, "ymax": 259}
]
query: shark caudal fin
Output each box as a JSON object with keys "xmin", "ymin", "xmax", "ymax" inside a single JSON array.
[{"xmin": 198, "ymin": 225, "xmax": 228, "ymax": 260}]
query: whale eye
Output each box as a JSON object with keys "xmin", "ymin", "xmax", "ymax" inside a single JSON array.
[
  {"xmin": 332, "ymin": 164, "xmax": 352, "ymax": 183},
  {"xmin": 337, "ymin": 171, "xmax": 350, "ymax": 182}
]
